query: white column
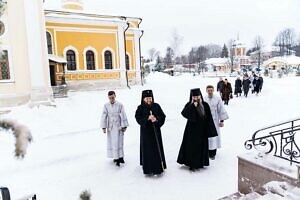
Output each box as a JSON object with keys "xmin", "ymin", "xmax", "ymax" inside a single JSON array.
[
  {"xmin": 23, "ymin": 0, "xmax": 52, "ymax": 103},
  {"xmin": 117, "ymin": 24, "xmax": 127, "ymax": 87},
  {"xmin": 133, "ymin": 29, "xmax": 142, "ymax": 84}
]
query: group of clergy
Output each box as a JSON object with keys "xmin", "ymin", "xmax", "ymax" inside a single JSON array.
[{"xmin": 100, "ymin": 86, "xmax": 229, "ymax": 176}]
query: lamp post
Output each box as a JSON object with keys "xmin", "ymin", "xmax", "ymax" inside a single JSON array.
[
  {"xmin": 140, "ymin": 56, "xmax": 144, "ymax": 86},
  {"xmin": 231, "ymin": 42, "xmax": 236, "ymax": 73}
]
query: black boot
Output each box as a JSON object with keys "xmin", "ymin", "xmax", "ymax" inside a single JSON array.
[
  {"xmin": 113, "ymin": 159, "xmax": 120, "ymax": 166},
  {"xmin": 115, "ymin": 159, "xmax": 121, "ymax": 167},
  {"xmin": 118, "ymin": 157, "xmax": 125, "ymax": 164},
  {"xmin": 209, "ymin": 149, "xmax": 217, "ymax": 160},
  {"xmin": 189, "ymin": 167, "xmax": 195, "ymax": 172}
]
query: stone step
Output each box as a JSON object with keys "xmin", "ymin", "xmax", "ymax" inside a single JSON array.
[
  {"xmin": 218, "ymin": 192, "xmax": 243, "ymax": 200},
  {"xmin": 219, "ymin": 191, "xmax": 286, "ymax": 200}
]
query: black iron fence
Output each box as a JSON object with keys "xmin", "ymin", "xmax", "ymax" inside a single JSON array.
[{"xmin": 244, "ymin": 118, "xmax": 300, "ymax": 165}]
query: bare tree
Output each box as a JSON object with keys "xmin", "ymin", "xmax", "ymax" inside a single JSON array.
[
  {"xmin": 181, "ymin": 55, "xmax": 188, "ymax": 64},
  {"xmin": 205, "ymin": 44, "xmax": 222, "ymax": 58},
  {"xmin": 254, "ymin": 35, "xmax": 264, "ymax": 68},
  {"xmin": 164, "ymin": 47, "xmax": 174, "ymax": 68},
  {"xmin": 196, "ymin": 46, "xmax": 209, "ymax": 62},
  {"xmin": 148, "ymin": 48, "xmax": 159, "ymax": 62},
  {"xmin": 274, "ymin": 28, "xmax": 296, "ymax": 56},
  {"xmin": 188, "ymin": 47, "xmax": 197, "ymax": 64},
  {"xmin": 170, "ymin": 29, "xmax": 183, "ymax": 59}
]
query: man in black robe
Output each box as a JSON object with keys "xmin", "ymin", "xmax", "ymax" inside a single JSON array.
[
  {"xmin": 177, "ymin": 88, "xmax": 218, "ymax": 171},
  {"xmin": 135, "ymin": 90, "xmax": 167, "ymax": 176}
]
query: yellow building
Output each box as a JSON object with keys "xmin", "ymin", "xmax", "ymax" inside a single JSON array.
[
  {"xmin": 0, "ymin": 0, "xmax": 143, "ymax": 107},
  {"xmin": 45, "ymin": 0, "xmax": 143, "ymax": 89}
]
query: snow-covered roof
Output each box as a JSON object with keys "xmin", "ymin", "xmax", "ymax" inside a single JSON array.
[
  {"xmin": 45, "ymin": 10, "xmax": 125, "ymax": 23},
  {"xmin": 205, "ymin": 57, "xmax": 229, "ymax": 66},
  {"xmin": 44, "ymin": 9, "xmax": 141, "ymax": 23},
  {"xmin": 48, "ymin": 54, "xmax": 67, "ymax": 64},
  {"xmin": 263, "ymin": 55, "xmax": 300, "ymax": 66}
]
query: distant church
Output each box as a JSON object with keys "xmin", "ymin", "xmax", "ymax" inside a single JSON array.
[
  {"xmin": 231, "ymin": 39, "xmax": 251, "ymax": 69},
  {"xmin": 0, "ymin": 0, "xmax": 143, "ymax": 107}
]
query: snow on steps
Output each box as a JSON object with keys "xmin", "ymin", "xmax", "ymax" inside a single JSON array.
[
  {"xmin": 219, "ymin": 181, "xmax": 300, "ymax": 200},
  {"xmin": 219, "ymin": 191, "xmax": 283, "ymax": 200}
]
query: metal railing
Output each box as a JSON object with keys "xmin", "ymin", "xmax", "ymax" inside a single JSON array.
[{"xmin": 244, "ymin": 118, "xmax": 300, "ymax": 165}]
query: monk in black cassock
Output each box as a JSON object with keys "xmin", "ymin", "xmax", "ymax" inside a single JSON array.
[
  {"xmin": 177, "ymin": 88, "xmax": 218, "ymax": 171},
  {"xmin": 135, "ymin": 90, "xmax": 167, "ymax": 176}
]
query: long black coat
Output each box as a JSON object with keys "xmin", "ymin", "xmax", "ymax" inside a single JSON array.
[
  {"xmin": 221, "ymin": 82, "xmax": 232, "ymax": 101},
  {"xmin": 135, "ymin": 103, "xmax": 167, "ymax": 175},
  {"xmin": 252, "ymin": 78, "xmax": 261, "ymax": 93},
  {"xmin": 242, "ymin": 79, "xmax": 251, "ymax": 94},
  {"xmin": 217, "ymin": 80, "xmax": 224, "ymax": 92},
  {"xmin": 177, "ymin": 102, "xmax": 218, "ymax": 169},
  {"xmin": 259, "ymin": 77, "xmax": 264, "ymax": 90},
  {"xmin": 234, "ymin": 79, "xmax": 242, "ymax": 95}
]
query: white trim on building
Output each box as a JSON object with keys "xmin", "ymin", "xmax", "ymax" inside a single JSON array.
[
  {"xmin": 45, "ymin": 15, "xmax": 127, "ymax": 27},
  {"xmin": 63, "ymin": 45, "xmax": 80, "ymax": 71},
  {"xmin": 83, "ymin": 46, "xmax": 98, "ymax": 70},
  {"xmin": 46, "ymin": 30, "xmax": 54, "ymax": 54},
  {"xmin": 102, "ymin": 47, "xmax": 116, "ymax": 70}
]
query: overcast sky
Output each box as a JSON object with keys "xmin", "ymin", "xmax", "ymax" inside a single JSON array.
[{"xmin": 44, "ymin": 0, "xmax": 300, "ymax": 57}]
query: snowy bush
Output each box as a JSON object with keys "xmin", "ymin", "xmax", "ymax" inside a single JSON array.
[
  {"xmin": 0, "ymin": 0, "xmax": 7, "ymax": 16},
  {"xmin": 79, "ymin": 190, "xmax": 91, "ymax": 200},
  {"xmin": 0, "ymin": 119, "xmax": 32, "ymax": 158}
]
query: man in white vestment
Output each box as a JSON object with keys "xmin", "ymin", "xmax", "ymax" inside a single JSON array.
[
  {"xmin": 101, "ymin": 91, "xmax": 129, "ymax": 166},
  {"xmin": 204, "ymin": 85, "xmax": 229, "ymax": 160}
]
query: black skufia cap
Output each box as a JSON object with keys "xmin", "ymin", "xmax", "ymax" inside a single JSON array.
[
  {"xmin": 189, "ymin": 88, "xmax": 203, "ymax": 101},
  {"xmin": 191, "ymin": 88, "xmax": 201, "ymax": 96},
  {"xmin": 141, "ymin": 90, "xmax": 154, "ymax": 104}
]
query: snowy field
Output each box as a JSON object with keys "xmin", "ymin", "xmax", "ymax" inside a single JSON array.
[{"xmin": 1, "ymin": 73, "xmax": 300, "ymax": 200}]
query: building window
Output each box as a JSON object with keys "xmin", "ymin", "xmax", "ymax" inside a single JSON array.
[
  {"xmin": 126, "ymin": 54, "xmax": 130, "ymax": 70},
  {"xmin": 86, "ymin": 50, "xmax": 95, "ymax": 70},
  {"xmin": 66, "ymin": 50, "xmax": 76, "ymax": 70},
  {"xmin": 0, "ymin": 50, "xmax": 10, "ymax": 80},
  {"xmin": 104, "ymin": 50, "xmax": 113, "ymax": 69},
  {"xmin": 46, "ymin": 32, "xmax": 53, "ymax": 54}
]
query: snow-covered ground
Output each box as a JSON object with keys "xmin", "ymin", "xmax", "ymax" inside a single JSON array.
[{"xmin": 1, "ymin": 73, "xmax": 300, "ymax": 200}]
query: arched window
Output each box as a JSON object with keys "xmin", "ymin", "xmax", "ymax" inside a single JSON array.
[
  {"xmin": 86, "ymin": 50, "xmax": 95, "ymax": 70},
  {"xmin": 66, "ymin": 50, "xmax": 76, "ymax": 70},
  {"xmin": 104, "ymin": 50, "xmax": 113, "ymax": 69},
  {"xmin": 125, "ymin": 54, "xmax": 130, "ymax": 70},
  {"xmin": 46, "ymin": 32, "xmax": 53, "ymax": 54}
]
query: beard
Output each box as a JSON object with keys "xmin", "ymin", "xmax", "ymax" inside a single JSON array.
[
  {"xmin": 144, "ymin": 101, "xmax": 153, "ymax": 106},
  {"xmin": 193, "ymin": 99, "xmax": 200, "ymax": 103}
]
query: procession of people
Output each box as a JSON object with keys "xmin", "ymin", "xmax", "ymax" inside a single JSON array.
[
  {"xmin": 99, "ymin": 72, "xmax": 264, "ymax": 177},
  {"xmin": 217, "ymin": 73, "xmax": 264, "ymax": 102},
  {"xmin": 100, "ymin": 90, "xmax": 228, "ymax": 176}
]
